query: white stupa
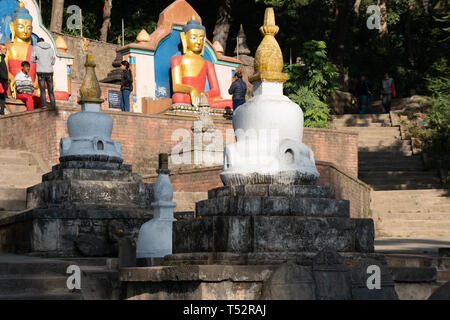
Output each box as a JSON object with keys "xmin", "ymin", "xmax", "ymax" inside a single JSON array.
[{"xmin": 220, "ymin": 8, "xmax": 319, "ymax": 186}]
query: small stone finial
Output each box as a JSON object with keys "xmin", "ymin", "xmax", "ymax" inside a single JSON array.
[
  {"xmin": 234, "ymin": 24, "xmax": 251, "ymax": 56},
  {"xmin": 158, "ymin": 153, "xmax": 169, "ymax": 170},
  {"xmin": 79, "ymin": 54, "xmax": 104, "ymax": 104},
  {"xmin": 249, "ymin": 8, "xmax": 288, "ymax": 84},
  {"xmin": 55, "ymin": 36, "xmax": 68, "ymax": 53},
  {"xmin": 136, "ymin": 29, "xmax": 151, "ymax": 42}
]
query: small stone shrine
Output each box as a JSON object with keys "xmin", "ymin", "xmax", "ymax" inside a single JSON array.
[
  {"xmin": 120, "ymin": 9, "xmax": 398, "ymax": 300},
  {"xmin": 0, "ymin": 54, "xmax": 154, "ymax": 257}
]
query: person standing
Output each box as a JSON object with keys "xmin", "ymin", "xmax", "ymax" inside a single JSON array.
[
  {"xmin": 356, "ymin": 75, "xmax": 371, "ymax": 114},
  {"xmin": 228, "ymin": 71, "xmax": 247, "ymax": 111},
  {"xmin": 15, "ymin": 61, "xmax": 41, "ymax": 110},
  {"xmin": 0, "ymin": 43, "xmax": 9, "ymax": 115},
  {"xmin": 120, "ymin": 61, "xmax": 133, "ymax": 112},
  {"xmin": 31, "ymin": 38, "xmax": 56, "ymax": 108},
  {"xmin": 380, "ymin": 72, "xmax": 396, "ymax": 113}
]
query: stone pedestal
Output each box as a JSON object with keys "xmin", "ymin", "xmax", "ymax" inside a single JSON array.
[
  {"xmin": 0, "ymin": 157, "xmax": 153, "ymax": 257},
  {"xmin": 120, "ymin": 183, "xmax": 398, "ymax": 299}
]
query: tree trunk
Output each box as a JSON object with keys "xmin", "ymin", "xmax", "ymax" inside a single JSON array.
[
  {"xmin": 213, "ymin": 0, "xmax": 233, "ymax": 53},
  {"xmin": 378, "ymin": 0, "xmax": 389, "ymax": 42},
  {"xmin": 332, "ymin": 0, "xmax": 351, "ymax": 67},
  {"xmin": 50, "ymin": 0, "xmax": 65, "ymax": 33},
  {"xmin": 100, "ymin": 0, "xmax": 113, "ymax": 42},
  {"xmin": 353, "ymin": 0, "xmax": 362, "ymax": 16}
]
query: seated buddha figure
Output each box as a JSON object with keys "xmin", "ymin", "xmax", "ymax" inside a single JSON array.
[
  {"xmin": 171, "ymin": 17, "xmax": 231, "ymax": 109},
  {"xmin": 5, "ymin": 2, "xmax": 38, "ymax": 97}
]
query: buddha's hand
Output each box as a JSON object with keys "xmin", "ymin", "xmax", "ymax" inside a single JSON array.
[{"xmin": 190, "ymin": 88, "xmax": 200, "ymax": 107}]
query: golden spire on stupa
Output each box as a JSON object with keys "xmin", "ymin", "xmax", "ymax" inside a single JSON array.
[
  {"xmin": 79, "ymin": 54, "xmax": 104, "ymax": 104},
  {"xmin": 249, "ymin": 8, "xmax": 289, "ymax": 84}
]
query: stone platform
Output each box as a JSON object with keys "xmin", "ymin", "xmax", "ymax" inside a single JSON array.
[
  {"xmin": 0, "ymin": 158, "xmax": 153, "ymax": 257},
  {"xmin": 120, "ymin": 184, "xmax": 398, "ymax": 300},
  {"xmin": 172, "ymin": 184, "xmax": 374, "ymax": 258}
]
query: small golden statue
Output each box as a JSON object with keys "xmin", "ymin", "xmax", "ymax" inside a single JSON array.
[{"xmin": 170, "ymin": 16, "xmax": 231, "ymax": 109}]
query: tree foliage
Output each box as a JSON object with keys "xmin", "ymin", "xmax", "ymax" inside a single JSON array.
[{"xmin": 284, "ymin": 40, "xmax": 338, "ymax": 128}]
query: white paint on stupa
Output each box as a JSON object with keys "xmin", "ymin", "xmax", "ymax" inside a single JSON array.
[
  {"xmin": 220, "ymin": 80, "xmax": 319, "ymax": 186},
  {"xmin": 136, "ymin": 170, "xmax": 176, "ymax": 259}
]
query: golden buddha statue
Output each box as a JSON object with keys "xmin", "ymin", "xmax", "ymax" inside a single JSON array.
[
  {"xmin": 5, "ymin": 1, "xmax": 38, "ymax": 96},
  {"xmin": 171, "ymin": 16, "xmax": 231, "ymax": 109}
]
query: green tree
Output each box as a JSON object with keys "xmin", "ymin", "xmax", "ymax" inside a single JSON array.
[{"xmin": 284, "ymin": 40, "xmax": 338, "ymax": 128}]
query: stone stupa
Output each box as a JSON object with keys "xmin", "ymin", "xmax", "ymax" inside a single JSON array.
[
  {"xmin": 1, "ymin": 54, "xmax": 154, "ymax": 257},
  {"xmin": 119, "ymin": 8, "xmax": 398, "ymax": 300}
]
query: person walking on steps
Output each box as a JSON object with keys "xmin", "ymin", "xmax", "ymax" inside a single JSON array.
[
  {"xmin": 120, "ymin": 61, "xmax": 133, "ymax": 112},
  {"xmin": 356, "ymin": 75, "xmax": 371, "ymax": 114},
  {"xmin": 31, "ymin": 38, "xmax": 56, "ymax": 108},
  {"xmin": 380, "ymin": 72, "xmax": 396, "ymax": 114},
  {"xmin": 228, "ymin": 70, "xmax": 247, "ymax": 111}
]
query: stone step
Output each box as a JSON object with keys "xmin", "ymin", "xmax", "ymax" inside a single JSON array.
[
  {"xmin": 359, "ymin": 165, "xmax": 425, "ymax": 172},
  {"xmin": 0, "ymin": 172, "xmax": 42, "ymax": 188},
  {"xmin": 0, "ymin": 164, "xmax": 40, "ymax": 174},
  {"xmin": 374, "ymin": 204, "xmax": 450, "ymax": 214},
  {"xmin": 359, "ymin": 156, "xmax": 423, "ymax": 164},
  {"xmin": 359, "ymin": 171, "xmax": 437, "ymax": 180},
  {"xmin": 0, "ymin": 187, "xmax": 27, "ymax": 211},
  {"xmin": 359, "ymin": 151, "xmax": 414, "ymax": 158},
  {"xmin": 339, "ymin": 127, "xmax": 400, "ymax": 133},
  {"xmin": 332, "ymin": 114, "xmax": 391, "ymax": 121},
  {"xmin": 0, "ymin": 256, "xmax": 74, "ymax": 275},
  {"xmin": 369, "ymin": 183, "xmax": 442, "ymax": 191},
  {"xmin": 358, "ymin": 144, "xmax": 412, "ymax": 153},
  {"xmin": 377, "ymin": 219, "xmax": 450, "ymax": 235},
  {"xmin": 0, "ymin": 275, "xmax": 70, "ymax": 295},
  {"xmin": 333, "ymin": 122, "xmax": 392, "ymax": 128},
  {"xmin": 0, "ymin": 292, "xmax": 83, "ymax": 300},
  {"xmin": 0, "ymin": 157, "xmax": 29, "ymax": 166},
  {"xmin": 376, "ymin": 212, "xmax": 450, "ymax": 220},
  {"xmin": 372, "ymin": 190, "xmax": 450, "ymax": 206},
  {"xmin": 358, "ymin": 140, "xmax": 411, "ymax": 148},
  {"xmin": 196, "ymin": 196, "xmax": 349, "ymax": 217}
]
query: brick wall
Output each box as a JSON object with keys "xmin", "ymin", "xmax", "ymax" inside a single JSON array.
[
  {"xmin": 318, "ymin": 161, "xmax": 372, "ymax": 219},
  {"xmin": 0, "ymin": 105, "xmax": 358, "ymax": 178},
  {"xmin": 52, "ymin": 32, "xmax": 119, "ymax": 82},
  {"xmin": 71, "ymin": 80, "xmax": 122, "ymax": 111}
]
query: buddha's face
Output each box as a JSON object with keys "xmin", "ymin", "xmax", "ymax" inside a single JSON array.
[
  {"xmin": 13, "ymin": 18, "xmax": 33, "ymax": 41},
  {"xmin": 185, "ymin": 29, "xmax": 206, "ymax": 54}
]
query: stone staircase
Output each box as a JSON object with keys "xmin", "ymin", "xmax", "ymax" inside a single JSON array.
[
  {"xmin": 0, "ymin": 149, "xmax": 48, "ymax": 212},
  {"xmin": 331, "ymin": 114, "xmax": 449, "ymax": 241},
  {"xmin": 0, "ymin": 254, "xmax": 83, "ymax": 300}
]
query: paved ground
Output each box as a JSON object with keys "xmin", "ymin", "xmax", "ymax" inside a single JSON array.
[{"xmin": 375, "ymin": 237, "xmax": 450, "ymax": 256}]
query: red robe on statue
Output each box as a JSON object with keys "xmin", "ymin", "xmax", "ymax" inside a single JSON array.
[{"xmin": 171, "ymin": 56, "xmax": 232, "ymax": 109}]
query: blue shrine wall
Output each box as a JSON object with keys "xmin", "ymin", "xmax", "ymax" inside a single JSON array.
[
  {"xmin": 154, "ymin": 28, "xmax": 215, "ymax": 99},
  {"xmin": 0, "ymin": 0, "xmax": 18, "ymax": 43}
]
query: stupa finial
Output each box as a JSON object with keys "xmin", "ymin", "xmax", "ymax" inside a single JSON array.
[
  {"xmin": 79, "ymin": 54, "xmax": 104, "ymax": 104},
  {"xmin": 249, "ymin": 8, "xmax": 288, "ymax": 84}
]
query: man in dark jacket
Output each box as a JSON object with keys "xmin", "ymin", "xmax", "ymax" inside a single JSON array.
[
  {"xmin": 0, "ymin": 43, "xmax": 9, "ymax": 115},
  {"xmin": 228, "ymin": 71, "xmax": 247, "ymax": 111},
  {"xmin": 356, "ymin": 75, "xmax": 371, "ymax": 114},
  {"xmin": 120, "ymin": 61, "xmax": 133, "ymax": 112},
  {"xmin": 31, "ymin": 38, "xmax": 56, "ymax": 108}
]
